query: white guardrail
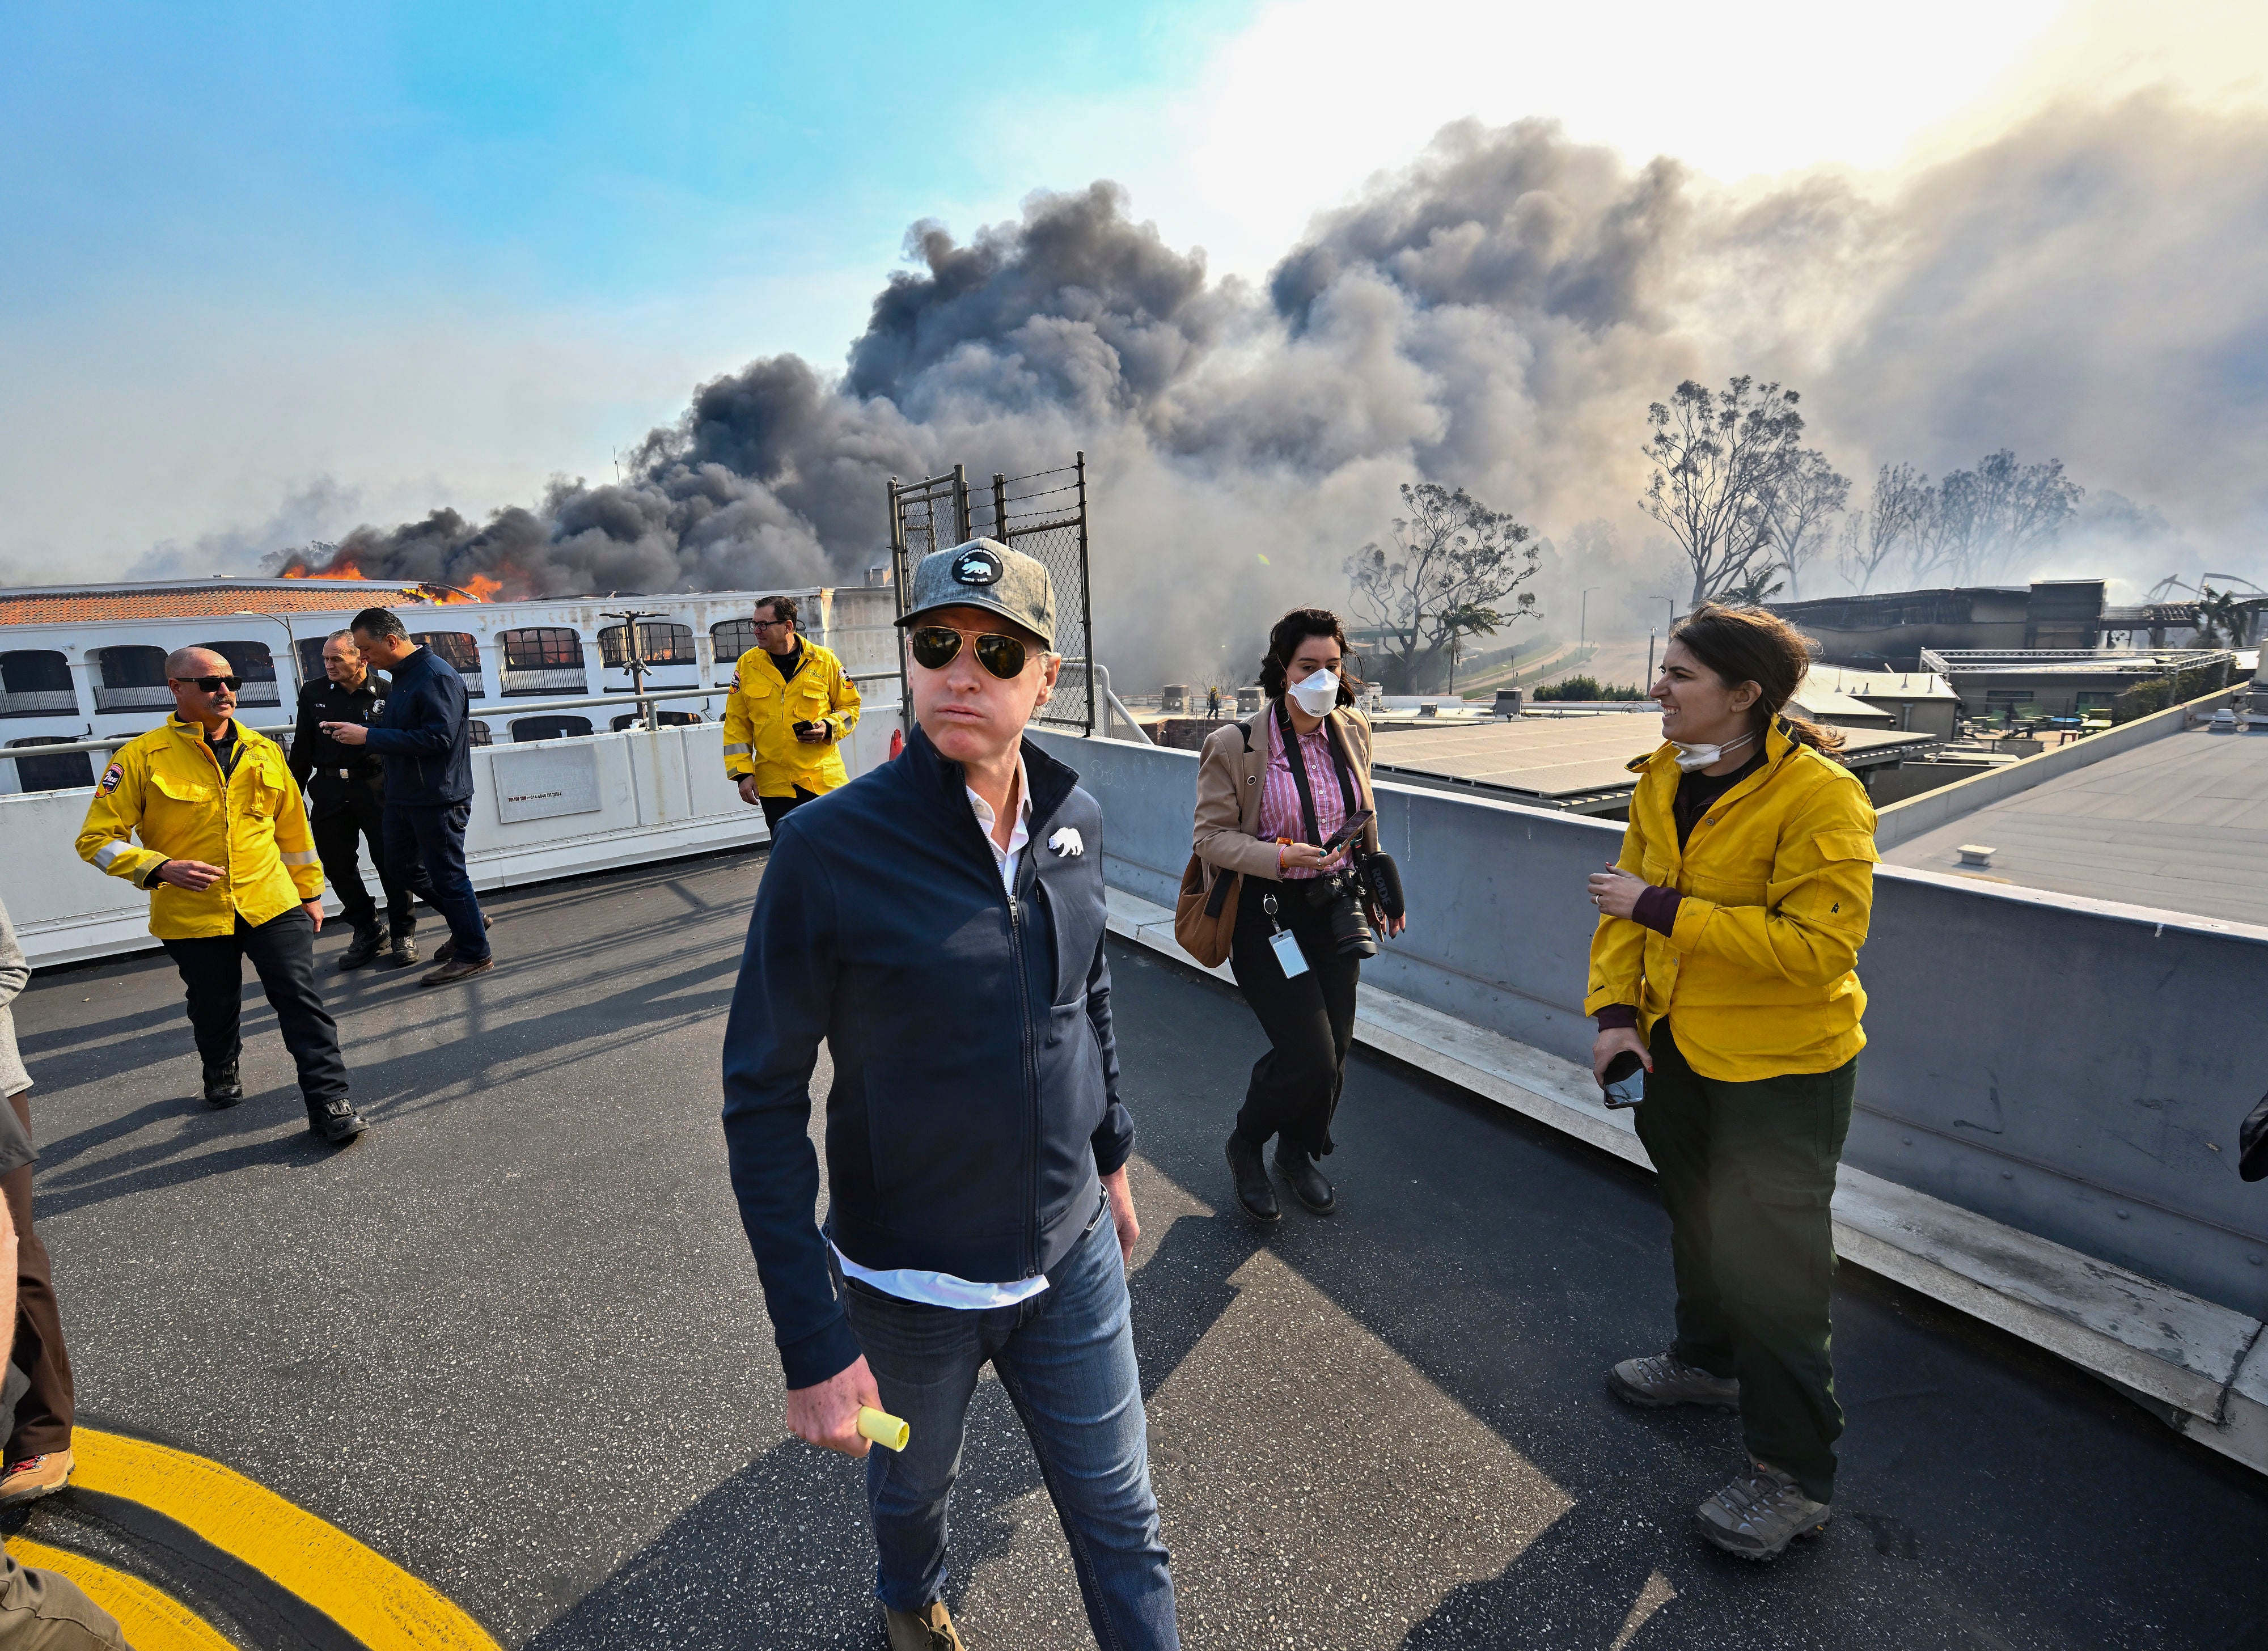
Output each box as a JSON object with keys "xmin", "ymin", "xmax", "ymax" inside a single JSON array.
[{"xmin": 2, "ymin": 676, "xmax": 906, "ymax": 968}]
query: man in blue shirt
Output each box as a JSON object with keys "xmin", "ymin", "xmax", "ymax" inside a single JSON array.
[
  {"xmin": 323, "ymin": 607, "xmax": 494, "ymax": 987},
  {"xmin": 722, "ymin": 541, "xmax": 1176, "ymax": 1651}
]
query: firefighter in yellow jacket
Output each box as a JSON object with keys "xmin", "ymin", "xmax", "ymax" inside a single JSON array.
[
  {"xmin": 76, "ymin": 647, "xmax": 367, "ymax": 1143},
  {"xmin": 1584, "ymin": 604, "xmax": 1876, "ymax": 1561},
  {"xmin": 721, "ymin": 594, "xmax": 862, "ymax": 832}
]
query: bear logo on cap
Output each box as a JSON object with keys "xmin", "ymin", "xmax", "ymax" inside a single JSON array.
[{"xmin": 951, "ymin": 547, "xmax": 1004, "ymax": 587}]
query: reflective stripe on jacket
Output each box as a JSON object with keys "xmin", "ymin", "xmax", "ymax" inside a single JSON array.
[
  {"xmin": 1585, "ymin": 717, "xmax": 1878, "ymax": 1082},
  {"xmin": 75, "ymin": 718, "xmax": 324, "ymax": 939},
  {"xmin": 720, "ymin": 642, "xmax": 861, "ymax": 797}
]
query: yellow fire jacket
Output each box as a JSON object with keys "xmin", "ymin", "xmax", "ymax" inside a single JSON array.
[
  {"xmin": 1585, "ymin": 717, "xmax": 1878, "ymax": 1081},
  {"xmin": 75, "ymin": 718, "xmax": 324, "ymax": 940},
  {"xmin": 721, "ymin": 642, "xmax": 861, "ymax": 798}
]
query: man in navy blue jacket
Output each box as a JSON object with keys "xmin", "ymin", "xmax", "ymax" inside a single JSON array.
[
  {"xmin": 722, "ymin": 541, "xmax": 1176, "ymax": 1651},
  {"xmin": 324, "ymin": 607, "xmax": 493, "ymax": 987}
]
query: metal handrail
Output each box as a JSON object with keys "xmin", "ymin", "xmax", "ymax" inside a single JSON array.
[
  {"xmin": 3, "ymin": 671, "xmax": 909, "ymax": 760},
  {"xmin": 1056, "ymin": 659, "xmax": 1150, "ymax": 746}
]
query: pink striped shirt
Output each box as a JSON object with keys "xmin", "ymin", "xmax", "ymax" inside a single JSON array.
[{"xmin": 1258, "ymin": 719, "xmax": 1348, "ymax": 879}]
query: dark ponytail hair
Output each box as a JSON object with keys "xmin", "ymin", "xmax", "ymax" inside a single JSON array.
[
  {"xmin": 1669, "ymin": 602, "xmax": 1846, "ymax": 754},
  {"xmin": 1258, "ymin": 607, "xmax": 1361, "ymax": 706}
]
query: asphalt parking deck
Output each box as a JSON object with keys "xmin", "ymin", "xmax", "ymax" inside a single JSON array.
[{"xmin": 11, "ymin": 850, "xmax": 2268, "ymax": 1649}]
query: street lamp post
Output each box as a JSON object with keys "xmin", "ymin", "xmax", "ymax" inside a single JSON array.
[
  {"xmin": 1580, "ymin": 586, "xmax": 1600, "ymax": 644},
  {"xmin": 1645, "ymin": 596, "xmax": 1675, "ymax": 688}
]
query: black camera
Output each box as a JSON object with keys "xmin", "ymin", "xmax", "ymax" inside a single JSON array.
[{"xmin": 1314, "ymin": 871, "xmax": 1378, "ymax": 958}]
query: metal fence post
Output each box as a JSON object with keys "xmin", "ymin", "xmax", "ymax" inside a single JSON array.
[{"xmin": 1074, "ymin": 451, "xmax": 1096, "ymax": 735}]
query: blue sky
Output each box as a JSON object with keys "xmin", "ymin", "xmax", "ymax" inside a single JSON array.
[
  {"xmin": 0, "ymin": 0, "xmax": 1267, "ymax": 576},
  {"xmin": 5, "ymin": 0, "xmax": 1245, "ymax": 353}
]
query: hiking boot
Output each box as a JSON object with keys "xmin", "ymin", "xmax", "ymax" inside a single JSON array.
[
  {"xmin": 1226, "ymin": 1133, "xmax": 1279, "ymax": 1224},
  {"xmin": 308, "ymin": 1098, "xmax": 368, "ymax": 1144},
  {"xmin": 386, "ymin": 927, "xmax": 418, "ymax": 969},
  {"xmin": 338, "ymin": 926, "xmax": 386, "ymax": 971},
  {"xmin": 1274, "ymin": 1145, "xmax": 1336, "ymax": 1215},
  {"xmin": 0, "ymin": 1450, "xmax": 73, "ymax": 1505},
  {"xmin": 203, "ymin": 1061, "xmax": 243, "ymax": 1108},
  {"xmin": 1609, "ymin": 1352, "xmax": 1740, "ymax": 1411},
  {"xmin": 420, "ymin": 956, "xmax": 494, "ymax": 988},
  {"xmin": 884, "ymin": 1601, "xmax": 966, "ymax": 1651},
  {"xmin": 433, "ymin": 913, "xmax": 495, "ymax": 964},
  {"xmin": 1696, "ymin": 1462, "xmax": 1831, "ymax": 1559}
]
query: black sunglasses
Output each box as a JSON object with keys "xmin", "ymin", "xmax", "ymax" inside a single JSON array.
[
  {"xmin": 908, "ymin": 626, "xmax": 1029, "ymax": 680},
  {"xmin": 172, "ymin": 675, "xmax": 241, "ymax": 693}
]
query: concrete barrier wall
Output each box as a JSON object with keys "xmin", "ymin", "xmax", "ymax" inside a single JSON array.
[
  {"xmin": 2, "ymin": 707, "xmax": 906, "ymax": 970},
  {"xmin": 1033, "ymin": 730, "xmax": 2268, "ymax": 1317}
]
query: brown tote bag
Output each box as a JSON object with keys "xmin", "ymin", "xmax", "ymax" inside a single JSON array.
[{"xmin": 1173, "ymin": 856, "xmax": 1240, "ymax": 967}]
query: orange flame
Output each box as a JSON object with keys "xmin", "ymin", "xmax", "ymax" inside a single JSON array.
[
  {"xmin": 281, "ymin": 558, "xmax": 366, "ymax": 581},
  {"xmin": 413, "ymin": 575, "xmax": 502, "ymax": 605}
]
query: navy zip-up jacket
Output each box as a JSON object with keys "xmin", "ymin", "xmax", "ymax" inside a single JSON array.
[
  {"xmin": 721, "ymin": 725, "xmax": 1131, "ymax": 1389},
  {"xmin": 360, "ymin": 646, "xmax": 474, "ymax": 806}
]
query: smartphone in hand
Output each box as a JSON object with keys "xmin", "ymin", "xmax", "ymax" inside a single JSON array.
[
  {"xmin": 1601, "ymin": 1049, "xmax": 1646, "ymax": 1109},
  {"xmin": 1318, "ymin": 808, "xmax": 1376, "ymax": 855}
]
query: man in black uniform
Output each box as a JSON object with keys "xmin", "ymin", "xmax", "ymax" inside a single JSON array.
[{"xmin": 291, "ymin": 631, "xmax": 425, "ymax": 971}]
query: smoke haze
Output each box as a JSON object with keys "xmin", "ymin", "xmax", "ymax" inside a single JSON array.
[{"xmin": 276, "ymin": 95, "xmax": 2268, "ymax": 684}]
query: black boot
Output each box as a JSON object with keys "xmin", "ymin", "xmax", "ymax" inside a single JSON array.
[
  {"xmin": 307, "ymin": 1097, "xmax": 369, "ymax": 1144},
  {"xmin": 1226, "ymin": 1133, "xmax": 1280, "ymax": 1224},
  {"xmin": 202, "ymin": 1062, "xmax": 243, "ymax": 1108},
  {"xmin": 1275, "ymin": 1145, "xmax": 1336, "ymax": 1215},
  {"xmin": 433, "ymin": 912, "xmax": 494, "ymax": 965},
  {"xmin": 338, "ymin": 925, "xmax": 384, "ymax": 971},
  {"xmin": 386, "ymin": 925, "xmax": 418, "ymax": 968}
]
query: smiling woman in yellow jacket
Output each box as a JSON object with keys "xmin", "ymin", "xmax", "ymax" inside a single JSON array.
[{"xmin": 1582, "ymin": 602, "xmax": 1878, "ymax": 1562}]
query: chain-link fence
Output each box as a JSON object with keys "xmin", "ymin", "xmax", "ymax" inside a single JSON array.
[{"xmin": 888, "ymin": 455, "xmax": 1094, "ymax": 735}]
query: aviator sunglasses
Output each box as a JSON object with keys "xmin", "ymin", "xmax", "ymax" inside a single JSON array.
[
  {"xmin": 171, "ymin": 675, "xmax": 242, "ymax": 693},
  {"xmin": 908, "ymin": 625, "xmax": 1029, "ymax": 680}
]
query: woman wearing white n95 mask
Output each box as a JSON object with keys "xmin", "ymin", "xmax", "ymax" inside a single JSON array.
[{"xmin": 1191, "ymin": 608, "xmax": 1403, "ymax": 1226}]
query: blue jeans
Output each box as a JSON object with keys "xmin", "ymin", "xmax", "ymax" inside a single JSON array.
[
  {"xmin": 383, "ymin": 801, "xmax": 489, "ymax": 963},
  {"xmin": 836, "ymin": 1206, "xmax": 1178, "ymax": 1649}
]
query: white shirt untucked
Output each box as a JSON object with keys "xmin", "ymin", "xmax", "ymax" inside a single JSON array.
[{"xmin": 833, "ymin": 756, "xmax": 1050, "ymax": 1312}]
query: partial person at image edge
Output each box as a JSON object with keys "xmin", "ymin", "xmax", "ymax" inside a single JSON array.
[
  {"xmin": 0, "ymin": 1197, "xmax": 128, "ymax": 1646},
  {"xmin": 720, "ymin": 538, "xmax": 1177, "ymax": 1651},
  {"xmin": 1585, "ymin": 600, "xmax": 1878, "ymax": 1561},
  {"xmin": 0, "ymin": 898, "xmax": 80, "ymax": 1510}
]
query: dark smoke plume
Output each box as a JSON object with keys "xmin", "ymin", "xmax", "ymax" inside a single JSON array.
[{"xmin": 274, "ymin": 99, "xmax": 2268, "ymax": 684}]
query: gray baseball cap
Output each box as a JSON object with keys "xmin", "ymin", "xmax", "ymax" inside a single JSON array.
[{"xmin": 895, "ymin": 538, "xmax": 1056, "ymax": 649}]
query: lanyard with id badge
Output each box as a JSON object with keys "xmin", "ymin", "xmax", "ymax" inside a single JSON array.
[{"xmin": 1262, "ymin": 892, "xmax": 1309, "ymax": 978}]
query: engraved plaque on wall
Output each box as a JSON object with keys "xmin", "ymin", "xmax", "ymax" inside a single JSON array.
[{"xmin": 492, "ymin": 744, "xmax": 603, "ymax": 824}]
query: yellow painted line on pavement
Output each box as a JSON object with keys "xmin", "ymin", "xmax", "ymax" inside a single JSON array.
[
  {"xmin": 6, "ymin": 1538, "xmax": 235, "ymax": 1651},
  {"xmin": 72, "ymin": 1427, "xmax": 502, "ymax": 1651}
]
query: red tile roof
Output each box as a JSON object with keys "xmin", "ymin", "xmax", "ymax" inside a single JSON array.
[{"xmin": 0, "ymin": 584, "xmax": 455, "ymax": 626}]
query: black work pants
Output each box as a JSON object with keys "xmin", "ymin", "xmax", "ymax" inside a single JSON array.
[
  {"xmin": 1226, "ymin": 878, "xmax": 1361, "ymax": 1160},
  {"xmin": 160, "ymin": 909, "xmax": 350, "ymax": 1109},
  {"xmin": 310, "ymin": 790, "xmax": 420, "ymax": 934},
  {"xmin": 1634, "ymin": 1020, "xmax": 1856, "ymax": 1504},
  {"xmin": 3, "ymin": 1094, "xmax": 73, "ymax": 1461},
  {"xmin": 384, "ymin": 802, "xmax": 488, "ymax": 964},
  {"xmin": 758, "ymin": 786, "xmax": 820, "ymax": 832}
]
